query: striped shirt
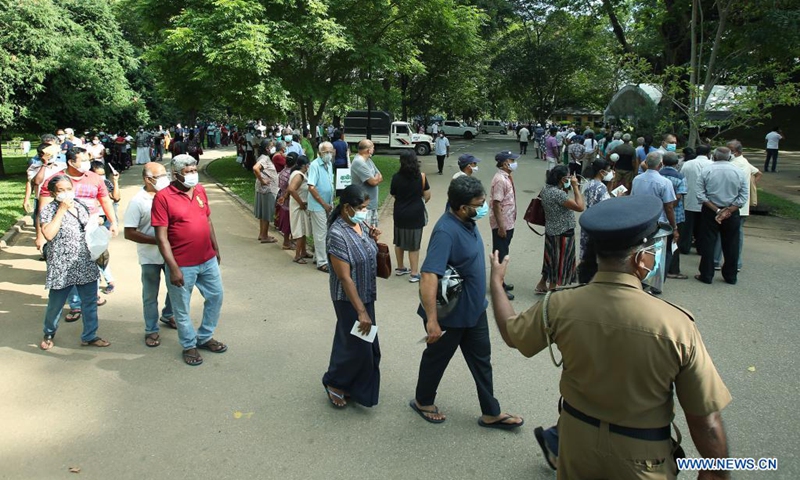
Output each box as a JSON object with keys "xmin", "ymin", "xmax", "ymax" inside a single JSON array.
[{"xmin": 327, "ymin": 217, "xmax": 378, "ymax": 303}]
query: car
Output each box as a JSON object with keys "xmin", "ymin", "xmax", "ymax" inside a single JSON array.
[
  {"xmin": 479, "ymin": 120, "xmax": 507, "ymax": 135},
  {"xmin": 427, "ymin": 120, "xmax": 479, "ymax": 140}
]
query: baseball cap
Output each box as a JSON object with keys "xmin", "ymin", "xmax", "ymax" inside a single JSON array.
[
  {"xmin": 495, "ymin": 151, "xmax": 520, "ymax": 166},
  {"xmin": 457, "ymin": 154, "xmax": 480, "ymax": 167}
]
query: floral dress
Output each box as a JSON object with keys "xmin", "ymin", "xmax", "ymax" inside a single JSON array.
[
  {"xmin": 580, "ymin": 179, "xmax": 610, "ymax": 259},
  {"xmin": 39, "ymin": 200, "xmax": 100, "ymax": 290}
]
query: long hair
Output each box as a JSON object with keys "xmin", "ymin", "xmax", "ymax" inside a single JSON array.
[
  {"xmin": 399, "ymin": 150, "xmax": 420, "ymax": 178},
  {"xmin": 328, "ymin": 184, "xmax": 369, "ymax": 229},
  {"xmin": 547, "ymin": 165, "xmax": 569, "ymax": 186}
]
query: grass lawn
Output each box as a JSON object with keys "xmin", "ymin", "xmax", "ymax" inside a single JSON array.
[
  {"xmin": 0, "ymin": 151, "xmax": 33, "ymax": 237},
  {"xmin": 757, "ymin": 189, "xmax": 800, "ymax": 221},
  {"xmin": 205, "ymin": 155, "xmax": 400, "ymax": 209}
]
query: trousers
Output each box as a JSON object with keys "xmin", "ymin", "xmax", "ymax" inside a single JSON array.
[
  {"xmin": 414, "ymin": 311, "xmax": 501, "ymax": 416},
  {"xmin": 678, "ymin": 211, "xmax": 700, "ymax": 254},
  {"xmin": 491, "ymin": 227, "xmax": 514, "ymax": 262},
  {"xmin": 697, "ymin": 205, "xmax": 740, "ymax": 284},
  {"xmin": 309, "ymin": 210, "xmax": 329, "ymax": 267}
]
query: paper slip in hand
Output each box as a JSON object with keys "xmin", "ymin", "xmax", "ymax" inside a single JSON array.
[
  {"xmin": 610, "ymin": 185, "xmax": 628, "ymax": 197},
  {"xmin": 671, "ymin": 241, "xmax": 678, "ymax": 254},
  {"xmin": 350, "ymin": 321, "xmax": 378, "ymax": 343},
  {"xmin": 418, "ymin": 331, "xmax": 447, "ymax": 344}
]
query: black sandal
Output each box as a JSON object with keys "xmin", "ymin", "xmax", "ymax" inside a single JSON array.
[
  {"xmin": 183, "ymin": 348, "xmax": 203, "ymax": 366},
  {"xmin": 197, "ymin": 338, "xmax": 228, "ymax": 353},
  {"xmin": 145, "ymin": 333, "xmax": 161, "ymax": 348}
]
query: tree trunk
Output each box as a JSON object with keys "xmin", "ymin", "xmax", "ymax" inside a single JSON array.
[
  {"xmin": 0, "ymin": 138, "xmax": 5, "ymax": 177},
  {"xmin": 687, "ymin": 0, "xmax": 700, "ymax": 147},
  {"xmin": 401, "ymin": 74, "xmax": 409, "ymax": 122}
]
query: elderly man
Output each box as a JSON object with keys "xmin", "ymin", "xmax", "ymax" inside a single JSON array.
[
  {"xmin": 660, "ymin": 152, "xmax": 688, "ymax": 279},
  {"xmin": 631, "ymin": 151, "xmax": 677, "ymax": 294},
  {"xmin": 695, "ymin": 147, "xmax": 747, "ymax": 285},
  {"xmin": 307, "ymin": 141, "xmax": 336, "ymax": 272},
  {"xmin": 490, "ymin": 195, "xmax": 731, "ymax": 478},
  {"xmin": 350, "ymin": 140, "xmax": 383, "ymax": 227},
  {"xmin": 152, "ymin": 155, "xmax": 226, "ymax": 365},
  {"xmin": 124, "ymin": 162, "xmax": 176, "ymax": 347},
  {"xmin": 679, "ymin": 144, "xmax": 712, "ymax": 254},
  {"xmin": 452, "ymin": 153, "xmax": 480, "ymax": 180},
  {"xmin": 490, "ymin": 151, "xmax": 519, "ymax": 300},
  {"xmin": 604, "ymin": 131, "xmax": 623, "ymax": 157},
  {"xmin": 283, "ymin": 128, "xmax": 304, "ymax": 157},
  {"xmin": 712, "ymin": 140, "xmax": 760, "ymax": 272}
]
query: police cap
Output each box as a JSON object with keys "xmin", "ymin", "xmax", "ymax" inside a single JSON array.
[{"xmin": 579, "ymin": 196, "xmax": 672, "ymax": 251}]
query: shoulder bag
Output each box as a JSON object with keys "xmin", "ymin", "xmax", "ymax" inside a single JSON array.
[{"xmin": 523, "ymin": 191, "xmax": 546, "ymax": 236}]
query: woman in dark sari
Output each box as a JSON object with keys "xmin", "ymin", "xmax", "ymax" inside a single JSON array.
[
  {"xmin": 322, "ymin": 185, "xmax": 382, "ymax": 408},
  {"xmin": 275, "ymin": 152, "xmax": 297, "ymax": 250}
]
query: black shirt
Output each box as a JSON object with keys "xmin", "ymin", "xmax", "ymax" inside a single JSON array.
[
  {"xmin": 390, "ymin": 172, "xmax": 430, "ymax": 229},
  {"xmin": 613, "ymin": 142, "xmax": 637, "ymax": 171}
]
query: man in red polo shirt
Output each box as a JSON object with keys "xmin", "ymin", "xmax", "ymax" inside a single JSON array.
[{"xmin": 152, "ymin": 154, "xmax": 226, "ymax": 366}]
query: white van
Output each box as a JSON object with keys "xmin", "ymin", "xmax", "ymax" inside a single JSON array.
[{"xmin": 479, "ymin": 120, "xmax": 507, "ymax": 135}]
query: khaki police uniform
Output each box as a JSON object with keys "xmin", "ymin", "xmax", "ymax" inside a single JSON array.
[{"xmin": 507, "ymin": 271, "xmax": 731, "ymax": 479}]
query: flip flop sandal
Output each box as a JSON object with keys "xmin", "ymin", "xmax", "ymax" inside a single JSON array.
[
  {"xmin": 81, "ymin": 337, "xmax": 111, "ymax": 347},
  {"xmin": 40, "ymin": 334, "xmax": 54, "ymax": 350},
  {"xmin": 409, "ymin": 400, "xmax": 446, "ymax": 424},
  {"xmin": 96, "ymin": 297, "xmax": 107, "ymax": 307},
  {"xmin": 183, "ymin": 348, "xmax": 203, "ymax": 366},
  {"xmin": 534, "ymin": 288, "xmax": 548, "ymax": 295},
  {"xmin": 65, "ymin": 310, "xmax": 82, "ymax": 323},
  {"xmin": 534, "ymin": 427, "xmax": 558, "ymax": 470},
  {"xmin": 317, "ymin": 264, "xmax": 329, "ymax": 273},
  {"xmin": 323, "ymin": 381, "xmax": 346, "ymax": 408},
  {"xmin": 197, "ymin": 339, "xmax": 228, "ymax": 353},
  {"xmin": 478, "ymin": 414, "xmax": 524, "ymax": 430},
  {"xmin": 145, "ymin": 333, "xmax": 161, "ymax": 348},
  {"xmin": 293, "ymin": 257, "xmax": 308, "ymax": 264},
  {"xmin": 159, "ymin": 316, "xmax": 178, "ymax": 329},
  {"xmin": 260, "ymin": 237, "xmax": 277, "ymax": 244}
]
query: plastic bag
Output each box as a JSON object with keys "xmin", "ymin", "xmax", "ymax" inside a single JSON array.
[{"xmin": 85, "ymin": 215, "xmax": 111, "ymax": 261}]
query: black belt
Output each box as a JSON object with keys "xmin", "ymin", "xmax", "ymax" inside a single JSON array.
[{"xmin": 562, "ymin": 401, "xmax": 671, "ymax": 441}]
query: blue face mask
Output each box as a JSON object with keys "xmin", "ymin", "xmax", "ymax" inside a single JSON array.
[
  {"xmin": 640, "ymin": 240, "xmax": 664, "ymax": 282},
  {"xmin": 666, "ymin": 143, "xmax": 677, "ymax": 152},
  {"xmin": 349, "ymin": 207, "xmax": 368, "ymax": 224},
  {"xmin": 471, "ymin": 201, "xmax": 489, "ymax": 220},
  {"xmin": 284, "ymin": 135, "xmax": 293, "ymax": 142}
]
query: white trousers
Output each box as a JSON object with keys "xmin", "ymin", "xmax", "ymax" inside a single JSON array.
[{"xmin": 309, "ymin": 210, "xmax": 328, "ymax": 267}]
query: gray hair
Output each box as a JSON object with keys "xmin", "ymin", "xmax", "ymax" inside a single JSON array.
[
  {"xmin": 275, "ymin": 141, "xmax": 285, "ymax": 152},
  {"xmin": 318, "ymin": 141, "xmax": 334, "ymax": 153},
  {"xmin": 613, "ymin": 131, "xmax": 622, "ymax": 140},
  {"xmin": 645, "ymin": 151, "xmax": 663, "ymax": 169},
  {"xmin": 622, "ymin": 133, "xmax": 631, "ymax": 142},
  {"xmin": 171, "ymin": 154, "xmax": 197, "ymax": 173},
  {"xmin": 662, "ymin": 151, "xmax": 679, "ymax": 166},
  {"xmin": 713, "ymin": 147, "xmax": 732, "ymax": 161},
  {"xmin": 636, "ymin": 136, "xmax": 644, "ymax": 146},
  {"xmin": 726, "ymin": 140, "xmax": 743, "ymax": 155}
]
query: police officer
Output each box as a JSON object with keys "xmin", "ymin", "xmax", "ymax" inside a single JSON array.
[{"xmin": 489, "ymin": 195, "xmax": 732, "ymax": 479}]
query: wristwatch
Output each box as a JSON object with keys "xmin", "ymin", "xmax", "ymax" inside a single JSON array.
[{"xmin": 716, "ymin": 208, "xmax": 721, "ymax": 214}]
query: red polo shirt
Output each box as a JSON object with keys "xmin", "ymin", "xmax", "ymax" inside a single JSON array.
[{"xmin": 151, "ymin": 183, "xmax": 216, "ymax": 267}]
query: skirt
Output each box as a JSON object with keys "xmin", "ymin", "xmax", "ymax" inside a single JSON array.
[
  {"xmin": 276, "ymin": 206, "xmax": 291, "ymax": 237},
  {"xmin": 393, "ymin": 226, "xmax": 423, "ymax": 251},
  {"xmin": 254, "ymin": 191, "xmax": 276, "ymax": 222},
  {"xmin": 289, "ymin": 204, "xmax": 311, "ymax": 239},
  {"xmin": 322, "ymin": 301, "xmax": 381, "ymax": 407},
  {"xmin": 542, "ymin": 231, "xmax": 577, "ymax": 286}
]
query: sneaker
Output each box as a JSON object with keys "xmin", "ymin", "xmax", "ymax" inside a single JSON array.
[
  {"xmin": 395, "ymin": 267, "xmax": 411, "ymax": 276},
  {"xmin": 409, "ymin": 274, "xmax": 421, "ymax": 283}
]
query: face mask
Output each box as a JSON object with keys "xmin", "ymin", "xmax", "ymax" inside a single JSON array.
[
  {"xmin": 666, "ymin": 143, "xmax": 677, "ymax": 152},
  {"xmin": 322, "ymin": 152, "xmax": 333, "ymax": 163},
  {"xmin": 73, "ymin": 160, "xmax": 90, "ymax": 173},
  {"xmin": 269, "ymin": 147, "xmax": 276, "ymax": 155},
  {"xmin": 180, "ymin": 172, "xmax": 199, "ymax": 188},
  {"xmin": 56, "ymin": 191, "xmax": 75, "ymax": 203},
  {"xmin": 58, "ymin": 135, "xmax": 66, "ymax": 142},
  {"xmin": 563, "ymin": 181, "xmax": 571, "ymax": 189},
  {"xmin": 470, "ymin": 165, "xmax": 479, "ymax": 173},
  {"xmin": 639, "ymin": 240, "xmax": 664, "ymax": 282},
  {"xmin": 471, "ymin": 201, "xmax": 489, "ymax": 220},
  {"xmin": 508, "ymin": 162, "xmax": 518, "ymax": 172},
  {"xmin": 349, "ymin": 207, "xmax": 368, "ymax": 224},
  {"xmin": 92, "ymin": 140, "xmax": 100, "ymax": 145},
  {"xmin": 152, "ymin": 176, "xmax": 171, "ymax": 191},
  {"xmin": 603, "ymin": 170, "xmax": 614, "ymax": 182},
  {"xmin": 284, "ymin": 135, "xmax": 293, "ymax": 142}
]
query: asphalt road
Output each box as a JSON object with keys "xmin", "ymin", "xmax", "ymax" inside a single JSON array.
[{"xmin": 0, "ymin": 137, "xmax": 797, "ymax": 479}]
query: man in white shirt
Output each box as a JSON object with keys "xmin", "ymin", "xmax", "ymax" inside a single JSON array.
[
  {"xmin": 431, "ymin": 122, "xmax": 439, "ymax": 135},
  {"xmin": 434, "ymin": 132, "xmax": 450, "ymax": 175},
  {"xmin": 517, "ymin": 125, "xmax": 530, "ymax": 155},
  {"xmin": 713, "ymin": 140, "xmax": 761, "ymax": 271},
  {"xmin": 123, "ymin": 162, "xmax": 176, "ymax": 347},
  {"xmin": 764, "ymin": 126, "xmax": 783, "ymax": 172},
  {"xmin": 677, "ymin": 144, "xmax": 712, "ymax": 255}
]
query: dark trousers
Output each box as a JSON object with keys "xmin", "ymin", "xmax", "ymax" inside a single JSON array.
[
  {"xmin": 491, "ymin": 227, "xmax": 514, "ymax": 262},
  {"xmin": 415, "ymin": 311, "xmax": 501, "ymax": 416},
  {"xmin": 765, "ymin": 149, "xmax": 778, "ymax": 172},
  {"xmin": 436, "ymin": 155, "xmax": 446, "ymax": 173},
  {"xmin": 679, "ymin": 211, "xmax": 700, "ymax": 254},
  {"xmin": 666, "ymin": 232, "xmax": 681, "ymax": 275},
  {"xmin": 698, "ymin": 205, "xmax": 741, "ymax": 283},
  {"xmin": 568, "ymin": 163, "xmax": 581, "ymax": 176},
  {"xmin": 520, "ymin": 142, "xmax": 528, "ymax": 154}
]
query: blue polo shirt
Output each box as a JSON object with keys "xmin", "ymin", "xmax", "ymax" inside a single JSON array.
[
  {"xmin": 307, "ymin": 157, "xmax": 334, "ymax": 212},
  {"xmin": 332, "ymin": 139, "xmax": 349, "ymax": 168},
  {"xmin": 418, "ymin": 211, "xmax": 488, "ymax": 328}
]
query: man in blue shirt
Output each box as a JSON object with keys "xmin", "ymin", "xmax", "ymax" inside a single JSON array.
[
  {"xmin": 307, "ymin": 142, "xmax": 336, "ymax": 272},
  {"xmin": 410, "ymin": 176, "xmax": 524, "ymax": 430},
  {"xmin": 331, "ymin": 130, "xmax": 349, "ymax": 196}
]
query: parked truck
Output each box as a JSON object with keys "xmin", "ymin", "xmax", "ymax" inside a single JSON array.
[{"xmin": 344, "ymin": 110, "xmax": 434, "ymax": 156}]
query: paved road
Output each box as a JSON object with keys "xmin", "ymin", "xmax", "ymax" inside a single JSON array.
[{"xmin": 0, "ymin": 139, "xmax": 798, "ymax": 479}]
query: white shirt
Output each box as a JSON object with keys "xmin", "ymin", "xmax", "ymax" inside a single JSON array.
[
  {"xmin": 123, "ymin": 188, "xmax": 164, "ymax": 265},
  {"xmin": 680, "ymin": 155, "xmax": 713, "ymax": 212},
  {"xmin": 434, "ymin": 136, "xmax": 450, "ymax": 156},
  {"xmin": 432, "ymin": 124, "xmax": 439, "ymax": 134},
  {"xmin": 765, "ymin": 131, "xmax": 782, "ymax": 149},
  {"xmin": 27, "ymin": 161, "xmax": 67, "ymax": 196},
  {"xmin": 583, "ymin": 138, "xmax": 597, "ymax": 153},
  {"xmin": 518, "ymin": 128, "xmax": 530, "ymax": 142},
  {"xmin": 730, "ymin": 155, "xmax": 760, "ymax": 216}
]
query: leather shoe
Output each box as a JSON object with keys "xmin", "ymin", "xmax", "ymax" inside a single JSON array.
[
  {"xmin": 503, "ymin": 283, "xmax": 514, "ymax": 291},
  {"xmin": 505, "ymin": 291, "xmax": 515, "ymax": 301}
]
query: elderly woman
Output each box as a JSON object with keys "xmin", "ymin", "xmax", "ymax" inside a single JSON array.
[
  {"xmin": 577, "ymin": 158, "xmax": 612, "ymax": 283},
  {"xmin": 322, "ymin": 184, "xmax": 381, "ymax": 408},
  {"xmin": 287, "ymin": 155, "xmax": 312, "ymax": 263},
  {"xmin": 276, "ymin": 152, "xmax": 297, "ymax": 249},
  {"xmin": 390, "ymin": 150, "xmax": 430, "ymax": 282},
  {"xmin": 253, "ymin": 149, "xmax": 279, "ymax": 243},
  {"xmin": 567, "ymin": 135, "xmax": 585, "ymax": 177},
  {"xmin": 38, "ymin": 175, "xmax": 110, "ymax": 350},
  {"xmin": 534, "ymin": 165, "xmax": 585, "ymax": 293}
]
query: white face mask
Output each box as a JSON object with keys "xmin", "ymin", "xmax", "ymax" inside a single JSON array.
[
  {"xmin": 603, "ymin": 170, "xmax": 614, "ymax": 182},
  {"xmin": 153, "ymin": 176, "xmax": 171, "ymax": 191},
  {"xmin": 471, "ymin": 165, "xmax": 479, "ymax": 173},
  {"xmin": 508, "ymin": 162, "xmax": 518, "ymax": 172},
  {"xmin": 269, "ymin": 147, "xmax": 276, "ymax": 155},
  {"xmin": 73, "ymin": 160, "xmax": 90, "ymax": 173},
  {"xmin": 92, "ymin": 140, "xmax": 100, "ymax": 145},
  {"xmin": 56, "ymin": 191, "xmax": 75, "ymax": 203},
  {"xmin": 180, "ymin": 172, "xmax": 199, "ymax": 188},
  {"xmin": 321, "ymin": 152, "xmax": 333, "ymax": 163}
]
